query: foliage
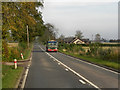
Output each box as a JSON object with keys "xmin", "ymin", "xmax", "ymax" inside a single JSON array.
[
  {"xmin": 2, "ymin": 2, "xmax": 44, "ymax": 42},
  {"xmin": 2, "ymin": 41, "xmax": 32, "ymax": 61},
  {"xmin": 9, "ymin": 47, "xmax": 20, "ymax": 60},
  {"xmin": 2, "ymin": 40, "xmax": 10, "ymax": 61},
  {"xmin": 89, "ymin": 43, "xmax": 100, "ymax": 56},
  {"xmin": 59, "ymin": 50, "xmax": 119, "ymax": 69},
  {"xmin": 75, "ymin": 30, "xmax": 83, "ymax": 39},
  {"xmin": 18, "ymin": 42, "xmax": 27, "ymax": 50},
  {"xmin": 58, "ymin": 43, "xmax": 119, "ymax": 64},
  {"xmin": 39, "ymin": 23, "xmax": 58, "ymax": 43}
]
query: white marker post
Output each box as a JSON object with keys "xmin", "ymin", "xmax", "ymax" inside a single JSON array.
[
  {"xmin": 21, "ymin": 53, "xmax": 24, "ymax": 59},
  {"xmin": 14, "ymin": 59, "xmax": 17, "ymax": 69}
]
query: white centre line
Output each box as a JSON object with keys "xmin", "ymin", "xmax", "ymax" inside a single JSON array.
[
  {"xmin": 65, "ymin": 68, "xmax": 69, "ymax": 71},
  {"xmin": 39, "ymin": 45, "xmax": 101, "ymax": 90},
  {"xmin": 79, "ymin": 79, "xmax": 86, "ymax": 84}
]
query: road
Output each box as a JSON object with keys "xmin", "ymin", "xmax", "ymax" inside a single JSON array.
[{"xmin": 24, "ymin": 43, "xmax": 119, "ymax": 89}]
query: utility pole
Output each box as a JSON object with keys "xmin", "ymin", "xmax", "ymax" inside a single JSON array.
[{"xmin": 27, "ymin": 25, "xmax": 29, "ymax": 48}]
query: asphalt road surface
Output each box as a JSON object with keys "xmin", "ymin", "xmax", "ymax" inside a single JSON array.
[{"xmin": 24, "ymin": 43, "xmax": 119, "ymax": 89}]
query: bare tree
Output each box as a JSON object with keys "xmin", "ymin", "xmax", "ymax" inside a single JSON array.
[{"xmin": 75, "ymin": 30, "xmax": 83, "ymax": 39}]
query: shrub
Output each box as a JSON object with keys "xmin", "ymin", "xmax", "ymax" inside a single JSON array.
[
  {"xmin": 18, "ymin": 42, "xmax": 27, "ymax": 50},
  {"xmin": 89, "ymin": 43, "xmax": 100, "ymax": 56},
  {"xmin": 2, "ymin": 41, "xmax": 28, "ymax": 62},
  {"xmin": 9, "ymin": 47, "xmax": 20, "ymax": 61},
  {"xmin": 86, "ymin": 49, "xmax": 91, "ymax": 55},
  {"xmin": 2, "ymin": 40, "xmax": 10, "ymax": 61}
]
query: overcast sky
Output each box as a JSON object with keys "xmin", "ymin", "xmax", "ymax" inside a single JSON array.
[{"xmin": 41, "ymin": 0, "xmax": 118, "ymax": 40}]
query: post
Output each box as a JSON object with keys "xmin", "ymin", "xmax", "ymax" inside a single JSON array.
[
  {"xmin": 21, "ymin": 53, "xmax": 24, "ymax": 59},
  {"xmin": 27, "ymin": 25, "xmax": 29, "ymax": 48},
  {"xmin": 14, "ymin": 59, "xmax": 17, "ymax": 69}
]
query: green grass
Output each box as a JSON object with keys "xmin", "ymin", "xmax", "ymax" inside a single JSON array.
[
  {"xmin": 59, "ymin": 50, "xmax": 119, "ymax": 70},
  {"xmin": 2, "ymin": 65, "xmax": 24, "ymax": 88},
  {"xmin": 23, "ymin": 44, "xmax": 33, "ymax": 60}
]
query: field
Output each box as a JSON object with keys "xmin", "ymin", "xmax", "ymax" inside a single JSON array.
[
  {"xmin": 82, "ymin": 46, "xmax": 119, "ymax": 53},
  {"xmin": 58, "ymin": 43, "xmax": 119, "ymax": 70}
]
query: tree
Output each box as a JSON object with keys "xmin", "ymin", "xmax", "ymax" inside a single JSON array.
[
  {"xmin": 45, "ymin": 23, "xmax": 55, "ymax": 40},
  {"xmin": 44, "ymin": 23, "xmax": 59, "ymax": 40},
  {"xmin": 58, "ymin": 34, "xmax": 65, "ymax": 43},
  {"xmin": 2, "ymin": 2, "xmax": 44, "ymax": 42},
  {"xmin": 95, "ymin": 33, "xmax": 101, "ymax": 42},
  {"xmin": 39, "ymin": 23, "xmax": 57, "ymax": 43},
  {"xmin": 75, "ymin": 30, "xmax": 83, "ymax": 39},
  {"xmin": 59, "ymin": 34, "xmax": 65, "ymax": 40}
]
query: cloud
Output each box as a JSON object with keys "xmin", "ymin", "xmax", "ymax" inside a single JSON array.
[{"xmin": 42, "ymin": 1, "xmax": 118, "ymax": 40}]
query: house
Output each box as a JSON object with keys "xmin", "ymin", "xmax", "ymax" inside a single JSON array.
[
  {"xmin": 81, "ymin": 39, "xmax": 91, "ymax": 44},
  {"xmin": 63, "ymin": 37, "xmax": 90, "ymax": 44}
]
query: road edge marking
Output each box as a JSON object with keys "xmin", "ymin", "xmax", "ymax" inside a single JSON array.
[
  {"xmin": 21, "ymin": 52, "xmax": 32, "ymax": 88},
  {"xmin": 39, "ymin": 45, "xmax": 100, "ymax": 90},
  {"xmin": 59, "ymin": 52, "xmax": 118, "ymax": 74},
  {"xmin": 40, "ymin": 44, "xmax": 118, "ymax": 74}
]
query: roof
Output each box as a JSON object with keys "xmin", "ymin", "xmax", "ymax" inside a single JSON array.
[
  {"xmin": 63, "ymin": 37, "xmax": 90, "ymax": 44},
  {"xmin": 63, "ymin": 37, "xmax": 76, "ymax": 43}
]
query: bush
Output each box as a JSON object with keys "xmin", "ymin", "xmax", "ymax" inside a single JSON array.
[
  {"xmin": 9, "ymin": 47, "xmax": 20, "ymax": 61},
  {"xmin": 86, "ymin": 49, "xmax": 91, "ymax": 55},
  {"xmin": 89, "ymin": 43, "xmax": 100, "ymax": 56},
  {"xmin": 59, "ymin": 42, "xmax": 119, "ymax": 63},
  {"xmin": 2, "ymin": 41, "xmax": 28, "ymax": 62},
  {"xmin": 18, "ymin": 42, "xmax": 27, "ymax": 50},
  {"xmin": 2, "ymin": 40, "xmax": 10, "ymax": 61}
]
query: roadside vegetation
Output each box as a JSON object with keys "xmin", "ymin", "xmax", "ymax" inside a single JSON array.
[
  {"xmin": 2, "ymin": 40, "xmax": 33, "ymax": 62},
  {"xmin": 2, "ymin": 65, "xmax": 24, "ymax": 88},
  {"xmin": 2, "ymin": 2, "xmax": 45, "ymax": 88},
  {"xmin": 58, "ymin": 43, "xmax": 120, "ymax": 70}
]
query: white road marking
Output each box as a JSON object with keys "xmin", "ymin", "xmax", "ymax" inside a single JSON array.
[
  {"xmin": 21, "ymin": 67, "xmax": 29, "ymax": 88},
  {"xmin": 79, "ymin": 79, "xmax": 86, "ymax": 84},
  {"xmin": 21, "ymin": 52, "xmax": 32, "ymax": 88},
  {"xmin": 39, "ymin": 45, "xmax": 100, "ymax": 89},
  {"xmin": 58, "ymin": 63, "xmax": 61, "ymax": 65},
  {"xmin": 65, "ymin": 68, "xmax": 69, "ymax": 71},
  {"xmin": 59, "ymin": 53, "xmax": 118, "ymax": 74}
]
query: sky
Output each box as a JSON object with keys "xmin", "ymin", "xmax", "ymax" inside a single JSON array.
[{"xmin": 41, "ymin": 0, "xmax": 118, "ymax": 40}]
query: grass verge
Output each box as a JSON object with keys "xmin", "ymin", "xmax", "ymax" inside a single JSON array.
[
  {"xmin": 59, "ymin": 50, "xmax": 119, "ymax": 70},
  {"xmin": 2, "ymin": 65, "xmax": 24, "ymax": 88},
  {"xmin": 22, "ymin": 44, "xmax": 33, "ymax": 60}
]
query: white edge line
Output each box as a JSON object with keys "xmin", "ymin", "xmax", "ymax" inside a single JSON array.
[
  {"xmin": 21, "ymin": 67, "xmax": 29, "ymax": 88},
  {"xmin": 39, "ymin": 45, "xmax": 100, "ymax": 90},
  {"xmin": 21, "ymin": 53, "xmax": 32, "ymax": 88},
  {"xmin": 40, "ymin": 45, "xmax": 118, "ymax": 74},
  {"xmin": 59, "ymin": 52, "xmax": 118, "ymax": 74}
]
